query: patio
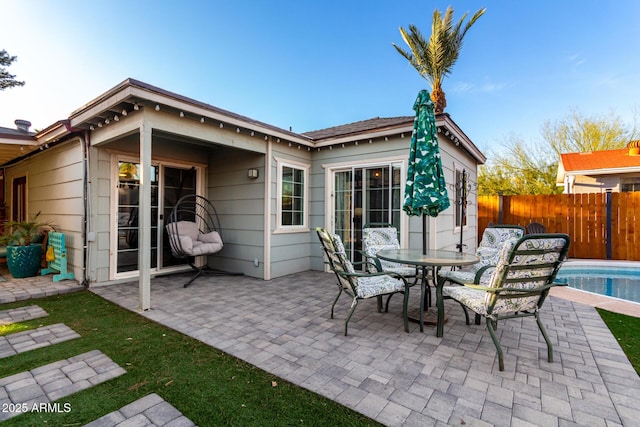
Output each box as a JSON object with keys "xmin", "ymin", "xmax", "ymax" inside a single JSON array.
[
  {"xmin": 1, "ymin": 266, "xmax": 639, "ymax": 425},
  {"xmin": 88, "ymin": 270, "xmax": 640, "ymax": 426}
]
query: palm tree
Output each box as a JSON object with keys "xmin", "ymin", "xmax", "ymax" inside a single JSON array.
[{"xmin": 393, "ymin": 6, "xmax": 485, "ymax": 114}]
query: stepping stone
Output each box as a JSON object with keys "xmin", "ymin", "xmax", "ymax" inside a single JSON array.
[
  {"xmin": 0, "ymin": 350, "xmax": 126, "ymax": 421},
  {"xmin": 0, "ymin": 323, "xmax": 80, "ymax": 358},
  {"xmin": 0, "ymin": 305, "xmax": 48, "ymax": 326},
  {"xmin": 84, "ymin": 393, "xmax": 196, "ymax": 427}
]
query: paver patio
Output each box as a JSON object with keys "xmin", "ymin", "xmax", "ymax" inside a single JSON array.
[{"xmin": 92, "ymin": 270, "xmax": 640, "ymax": 426}]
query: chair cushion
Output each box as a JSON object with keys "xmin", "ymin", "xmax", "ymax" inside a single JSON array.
[
  {"xmin": 362, "ymin": 227, "xmax": 415, "ymax": 277},
  {"xmin": 383, "ymin": 266, "xmax": 418, "ymax": 277},
  {"xmin": 362, "ymin": 227, "xmax": 399, "ymax": 246},
  {"xmin": 439, "ymin": 269, "xmax": 476, "ymax": 285},
  {"xmin": 199, "ymin": 231, "xmax": 223, "ymax": 245},
  {"xmin": 331, "ymin": 233, "xmax": 355, "ymax": 273},
  {"xmin": 356, "ymin": 275, "xmax": 406, "ymax": 299},
  {"xmin": 443, "ymin": 285, "xmax": 490, "ymax": 315},
  {"xmin": 479, "ymin": 227, "xmax": 524, "ymax": 250},
  {"xmin": 178, "ymin": 236, "xmax": 193, "ymax": 253},
  {"xmin": 173, "ymin": 221, "xmax": 199, "ymax": 241},
  {"xmin": 364, "ymin": 243, "xmax": 405, "ymax": 273},
  {"xmin": 189, "ymin": 242, "xmax": 223, "ymax": 256}
]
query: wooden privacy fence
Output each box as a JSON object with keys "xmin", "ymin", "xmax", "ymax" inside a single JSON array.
[{"xmin": 478, "ymin": 193, "xmax": 640, "ymax": 261}]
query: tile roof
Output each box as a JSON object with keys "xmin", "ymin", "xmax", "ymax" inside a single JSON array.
[{"xmin": 560, "ymin": 148, "xmax": 640, "ymax": 172}]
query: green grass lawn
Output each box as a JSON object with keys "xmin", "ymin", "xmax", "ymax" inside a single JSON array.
[
  {"xmin": 0, "ymin": 291, "xmax": 380, "ymax": 426},
  {"xmin": 597, "ymin": 308, "xmax": 640, "ymax": 375}
]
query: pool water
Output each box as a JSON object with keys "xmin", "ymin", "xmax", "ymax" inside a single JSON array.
[{"xmin": 556, "ymin": 267, "xmax": 640, "ymax": 304}]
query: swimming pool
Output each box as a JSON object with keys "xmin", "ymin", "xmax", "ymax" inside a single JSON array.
[{"xmin": 556, "ymin": 263, "xmax": 640, "ymax": 304}]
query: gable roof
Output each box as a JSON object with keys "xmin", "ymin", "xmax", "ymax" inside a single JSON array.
[{"xmin": 4, "ymin": 78, "xmax": 486, "ymax": 165}]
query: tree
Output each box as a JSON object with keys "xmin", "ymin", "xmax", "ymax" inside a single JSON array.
[
  {"xmin": 478, "ymin": 135, "xmax": 560, "ymax": 195},
  {"xmin": 542, "ymin": 108, "xmax": 633, "ymax": 156},
  {"xmin": 478, "ymin": 109, "xmax": 636, "ymax": 195},
  {"xmin": 0, "ymin": 49, "xmax": 25, "ymax": 91},
  {"xmin": 393, "ymin": 6, "xmax": 485, "ymax": 113}
]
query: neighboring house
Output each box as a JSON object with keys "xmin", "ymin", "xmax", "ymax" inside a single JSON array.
[
  {"xmin": 557, "ymin": 141, "xmax": 640, "ymax": 194},
  {"xmin": 0, "ymin": 120, "xmax": 38, "ymax": 223},
  {"xmin": 0, "ymin": 78, "xmax": 485, "ymax": 308}
]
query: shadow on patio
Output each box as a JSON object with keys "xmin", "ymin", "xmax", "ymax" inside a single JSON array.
[{"xmin": 89, "ymin": 270, "xmax": 640, "ymax": 426}]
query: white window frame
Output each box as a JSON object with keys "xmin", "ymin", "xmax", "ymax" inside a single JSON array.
[
  {"xmin": 322, "ymin": 156, "xmax": 409, "ymax": 245},
  {"xmin": 275, "ymin": 157, "xmax": 310, "ymax": 233}
]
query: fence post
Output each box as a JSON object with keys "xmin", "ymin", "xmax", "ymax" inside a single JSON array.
[
  {"xmin": 606, "ymin": 190, "xmax": 612, "ymax": 260},
  {"xmin": 498, "ymin": 192, "xmax": 504, "ymax": 224}
]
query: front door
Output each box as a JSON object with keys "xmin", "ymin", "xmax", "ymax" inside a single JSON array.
[
  {"xmin": 116, "ymin": 161, "xmax": 198, "ymax": 275},
  {"xmin": 12, "ymin": 176, "xmax": 27, "ymax": 222},
  {"xmin": 333, "ymin": 163, "xmax": 402, "ymax": 264}
]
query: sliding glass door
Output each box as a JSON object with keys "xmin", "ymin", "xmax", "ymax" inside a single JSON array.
[
  {"xmin": 333, "ymin": 163, "xmax": 402, "ymax": 264},
  {"xmin": 116, "ymin": 161, "xmax": 198, "ymax": 274}
]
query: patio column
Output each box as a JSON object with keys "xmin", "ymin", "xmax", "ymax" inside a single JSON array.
[{"xmin": 138, "ymin": 122, "xmax": 152, "ymax": 310}]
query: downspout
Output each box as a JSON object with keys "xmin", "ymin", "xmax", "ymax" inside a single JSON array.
[
  {"xmin": 62, "ymin": 120, "xmax": 91, "ymax": 288},
  {"xmin": 81, "ymin": 130, "xmax": 91, "ymax": 287}
]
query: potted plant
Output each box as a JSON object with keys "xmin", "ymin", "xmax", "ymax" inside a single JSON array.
[{"xmin": 0, "ymin": 212, "xmax": 55, "ymax": 278}]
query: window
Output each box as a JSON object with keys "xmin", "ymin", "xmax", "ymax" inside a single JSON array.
[
  {"xmin": 277, "ymin": 159, "xmax": 309, "ymax": 230},
  {"xmin": 621, "ymin": 177, "xmax": 640, "ymax": 192},
  {"xmin": 455, "ymin": 169, "xmax": 468, "ymax": 228}
]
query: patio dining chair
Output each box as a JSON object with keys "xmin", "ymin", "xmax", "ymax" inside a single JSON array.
[
  {"xmin": 442, "ymin": 233, "xmax": 570, "ymax": 371},
  {"xmin": 439, "ymin": 224, "xmax": 525, "ymax": 325},
  {"xmin": 360, "ymin": 223, "xmax": 422, "ymax": 310},
  {"xmin": 316, "ymin": 227, "xmax": 411, "ymax": 336},
  {"xmin": 440, "ymin": 224, "xmax": 525, "ymax": 287}
]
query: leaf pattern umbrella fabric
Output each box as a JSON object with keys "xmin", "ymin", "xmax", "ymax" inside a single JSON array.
[{"xmin": 403, "ymin": 89, "xmax": 450, "ymax": 217}]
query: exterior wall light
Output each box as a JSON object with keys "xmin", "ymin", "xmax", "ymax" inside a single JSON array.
[{"xmin": 248, "ymin": 168, "xmax": 259, "ymax": 179}]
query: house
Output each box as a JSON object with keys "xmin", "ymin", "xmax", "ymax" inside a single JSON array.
[
  {"xmin": 0, "ymin": 78, "xmax": 485, "ymax": 309},
  {"xmin": 557, "ymin": 141, "xmax": 640, "ymax": 194}
]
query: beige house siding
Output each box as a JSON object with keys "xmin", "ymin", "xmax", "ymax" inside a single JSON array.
[
  {"xmin": 5, "ymin": 138, "xmax": 84, "ymax": 282},
  {"xmin": 568, "ymin": 173, "xmax": 640, "ymax": 194}
]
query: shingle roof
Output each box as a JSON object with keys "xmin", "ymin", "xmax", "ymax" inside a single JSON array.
[
  {"xmin": 302, "ymin": 116, "xmax": 413, "ymax": 140},
  {"xmin": 0, "ymin": 125, "xmax": 35, "ymax": 140},
  {"xmin": 560, "ymin": 148, "xmax": 640, "ymax": 172}
]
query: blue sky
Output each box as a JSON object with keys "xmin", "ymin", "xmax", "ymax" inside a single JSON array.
[{"xmin": 1, "ymin": 0, "xmax": 639, "ymax": 153}]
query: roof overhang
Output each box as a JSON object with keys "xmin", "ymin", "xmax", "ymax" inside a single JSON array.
[
  {"xmin": 564, "ymin": 166, "xmax": 640, "ymax": 176},
  {"xmin": 56, "ymin": 78, "xmax": 314, "ymax": 147},
  {"xmin": 0, "ymin": 132, "xmax": 39, "ymax": 166},
  {"xmin": 436, "ymin": 113, "xmax": 486, "ymax": 165},
  {"xmin": 2, "ymin": 78, "xmax": 487, "ymax": 166}
]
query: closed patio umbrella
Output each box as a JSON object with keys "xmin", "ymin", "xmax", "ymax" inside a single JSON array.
[{"xmin": 403, "ymin": 89, "xmax": 450, "ymax": 254}]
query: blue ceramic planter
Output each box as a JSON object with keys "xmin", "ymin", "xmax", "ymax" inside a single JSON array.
[{"xmin": 7, "ymin": 244, "xmax": 42, "ymax": 278}]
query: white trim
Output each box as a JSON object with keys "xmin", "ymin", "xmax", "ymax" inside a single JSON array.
[
  {"xmin": 565, "ymin": 166, "xmax": 640, "ymax": 176},
  {"xmin": 274, "ymin": 157, "xmax": 310, "ymax": 233},
  {"xmin": 264, "ymin": 138, "xmax": 272, "ymax": 280}
]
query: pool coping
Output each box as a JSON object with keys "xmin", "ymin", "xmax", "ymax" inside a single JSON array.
[{"xmin": 551, "ymin": 258, "xmax": 640, "ymax": 318}]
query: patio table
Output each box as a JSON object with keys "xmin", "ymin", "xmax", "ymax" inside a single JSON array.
[{"xmin": 376, "ymin": 249, "xmax": 479, "ymax": 337}]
